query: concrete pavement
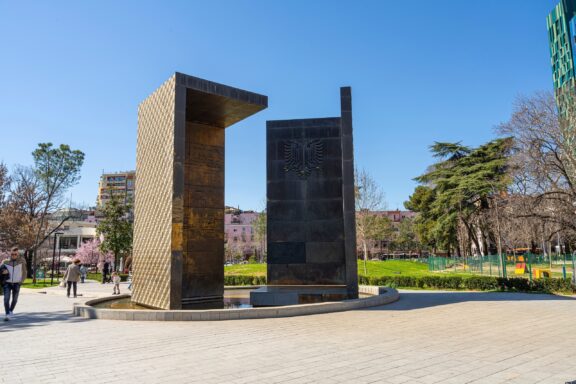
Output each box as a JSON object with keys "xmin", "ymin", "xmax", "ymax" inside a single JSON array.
[{"xmin": 1, "ymin": 287, "xmax": 575, "ymax": 384}]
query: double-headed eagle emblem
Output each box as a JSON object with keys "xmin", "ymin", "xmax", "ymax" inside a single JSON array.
[{"xmin": 283, "ymin": 139, "xmax": 325, "ymax": 178}]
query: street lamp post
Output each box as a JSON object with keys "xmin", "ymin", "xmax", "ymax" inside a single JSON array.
[
  {"xmin": 50, "ymin": 232, "xmax": 64, "ymax": 285},
  {"xmin": 572, "ymin": 251, "xmax": 576, "ymax": 285},
  {"xmin": 57, "ymin": 238, "xmax": 63, "ymax": 282},
  {"xmin": 492, "ymin": 191, "xmax": 506, "ymax": 278}
]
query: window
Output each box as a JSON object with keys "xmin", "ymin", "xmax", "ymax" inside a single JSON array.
[{"xmin": 59, "ymin": 237, "xmax": 78, "ymax": 249}]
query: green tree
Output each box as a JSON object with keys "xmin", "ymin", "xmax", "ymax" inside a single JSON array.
[
  {"xmin": 253, "ymin": 211, "xmax": 267, "ymax": 263},
  {"xmin": 355, "ymin": 168, "xmax": 387, "ymax": 274},
  {"xmin": 408, "ymin": 138, "xmax": 512, "ymax": 257},
  {"xmin": 405, "ymin": 185, "xmax": 438, "ymax": 252},
  {"xmin": 365, "ymin": 215, "xmax": 393, "ymax": 256},
  {"xmin": 395, "ymin": 217, "xmax": 419, "ymax": 255},
  {"xmin": 97, "ymin": 195, "xmax": 133, "ymax": 271},
  {"xmin": 30, "ymin": 143, "xmax": 85, "ymax": 281}
]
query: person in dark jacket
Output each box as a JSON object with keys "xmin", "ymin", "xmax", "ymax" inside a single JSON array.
[
  {"xmin": 102, "ymin": 261, "xmax": 110, "ymax": 284},
  {"xmin": 0, "ymin": 264, "xmax": 9, "ymax": 289}
]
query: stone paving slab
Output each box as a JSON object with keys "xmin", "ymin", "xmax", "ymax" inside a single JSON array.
[{"xmin": 1, "ymin": 289, "xmax": 575, "ymax": 383}]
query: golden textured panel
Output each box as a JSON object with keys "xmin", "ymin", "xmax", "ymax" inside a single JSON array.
[{"xmin": 132, "ymin": 75, "xmax": 176, "ymax": 310}]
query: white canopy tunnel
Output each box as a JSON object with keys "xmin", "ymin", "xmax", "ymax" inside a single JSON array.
[{"xmin": 40, "ymin": 255, "xmax": 73, "ymax": 263}]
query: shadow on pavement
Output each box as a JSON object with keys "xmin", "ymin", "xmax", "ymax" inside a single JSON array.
[
  {"xmin": 366, "ymin": 290, "xmax": 576, "ymax": 311},
  {"xmin": 0, "ymin": 311, "xmax": 87, "ymax": 332}
]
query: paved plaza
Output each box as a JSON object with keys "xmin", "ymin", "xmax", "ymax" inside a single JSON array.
[{"xmin": 1, "ymin": 283, "xmax": 575, "ymax": 384}]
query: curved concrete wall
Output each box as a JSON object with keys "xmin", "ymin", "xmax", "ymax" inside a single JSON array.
[{"xmin": 73, "ymin": 286, "xmax": 399, "ymax": 321}]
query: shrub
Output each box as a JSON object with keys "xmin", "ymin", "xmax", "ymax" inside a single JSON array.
[
  {"xmin": 464, "ymin": 276, "xmax": 500, "ymax": 291},
  {"xmin": 530, "ymin": 278, "xmax": 574, "ymax": 293},
  {"xmin": 357, "ymin": 274, "xmax": 575, "ymax": 294},
  {"xmin": 224, "ymin": 275, "xmax": 266, "ymax": 286}
]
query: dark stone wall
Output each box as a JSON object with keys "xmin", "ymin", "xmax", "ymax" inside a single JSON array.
[
  {"xmin": 340, "ymin": 87, "xmax": 358, "ymax": 297},
  {"xmin": 182, "ymin": 122, "xmax": 225, "ymax": 303},
  {"xmin": 267, "ymin": 90, "xmax": 358, "ymax": 296}
]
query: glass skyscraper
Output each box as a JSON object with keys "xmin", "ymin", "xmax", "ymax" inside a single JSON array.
[{"xmin": 547, "ymin": 0, "xmax": 576, "ymax": 95}]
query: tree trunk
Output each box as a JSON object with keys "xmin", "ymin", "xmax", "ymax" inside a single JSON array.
[
  {"xmin": 463, "ymin": 220, "xmax": 482, "ymax": 256},
  {"xmin": 362, "ymin": 241, "xmax": 368, "ymax": 275},
  {"xmin": 25, "ymin": 249, "xmax": 33, "ymax": 278}
]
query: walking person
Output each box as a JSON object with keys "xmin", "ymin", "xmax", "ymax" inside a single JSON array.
[
  {"xmin": 127, "ymin": 270, "xmax": 133, "ymax": 291},
  {"xmin": 79, "ymin": 264, "xmax": 87, "ymax": 283},
  {"xmin": 1, "ymin": 246, "xmax": 27, "ymax": 321},
  {"xmin": 63, "ymin": 259, "xmax": 81, "ymax": 298},
  {"xmin": 102, "ymin": 261, "xmax": 110, "ymax": 284},
  {"xmin": 111, "ymin": 271, "xmax": 121, "ymax": 295}
]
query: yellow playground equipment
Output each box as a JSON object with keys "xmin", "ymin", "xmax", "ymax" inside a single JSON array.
[
  {"xmin": 532, "ymin": 268, "xmax": 551, "ymax": 279},
  {"xmin": 515, "ymin": 255, "xmax": 527, "ymax": 275}
]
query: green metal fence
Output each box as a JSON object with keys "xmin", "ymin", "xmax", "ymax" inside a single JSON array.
[
  {"xmin": 428, "ymin": 256, "xmax": 447, "ymax": 271},
  {"xmin": 427, "ymin": 253, "xmax": 576, "ymax": 280}
]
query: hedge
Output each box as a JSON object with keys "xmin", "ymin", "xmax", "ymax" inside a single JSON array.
[
  {"xmin": 224, "ymin": 275, "xmax": 266, "ymax": 286},
  {"xmin": 358, "ymin": 275, "xmax": 575, "ymax": 294},
  {"xmin": 222, "ymin": 274, "xmax": 575, "ymax": 294}
]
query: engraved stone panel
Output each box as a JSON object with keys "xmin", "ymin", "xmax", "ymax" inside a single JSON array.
[{"xmin": 266, "ymin": 89, "xmax": 357, "ymax": 298}]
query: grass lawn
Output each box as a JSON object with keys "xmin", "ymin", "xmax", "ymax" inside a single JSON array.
[
  {"xmin": 225, "ymin": 260, "xmax": 457, "ymax": 278},
  {"xmin": 87, "ymin": 272, "xmax": 103, "ymax": 282},
  {"xmin": 224, "ymin": 263, "xmax": 266, "ymax": 277},
  {"xmin": 360, "ymin": 260, "xmax": 432, "ymax": 277},
  {"xmin": 21, "ymin": 278, "xmax": 60, "ymax": 289},
  {"xmin": 76, "ymin": 260, "xmax": 573, "ymax": 281},
  {"xmin": 76, "ymin": 261, "xmax": 456, "ymax": 281}
]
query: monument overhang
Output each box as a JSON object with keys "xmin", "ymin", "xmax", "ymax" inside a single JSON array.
[{"xmin": 179, "ymin": 73, "xmax": 267, "ymax": 128}]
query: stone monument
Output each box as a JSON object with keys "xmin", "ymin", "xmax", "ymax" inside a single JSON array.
[
  {"xmin": 251, "ymin": 87, "xmax": 358, "ymax": 306},
  {"xmin": 132, "ymin": 73, "xmax": 267, "ymax": 310}
]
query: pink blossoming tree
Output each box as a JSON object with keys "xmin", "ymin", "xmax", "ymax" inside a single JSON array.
[{"xmin": 74, "ymin": 238, "xmax": 112, "ymax": 271}]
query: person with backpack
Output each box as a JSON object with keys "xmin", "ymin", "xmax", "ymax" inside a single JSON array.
[{"xmin": 1, "ymin": 246, "xmax": 27, "ymax": 321}]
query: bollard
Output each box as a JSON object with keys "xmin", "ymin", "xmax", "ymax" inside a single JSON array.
[{"xmin": 528, "ymin": 253, "xmax": 532, "ymax": 283}]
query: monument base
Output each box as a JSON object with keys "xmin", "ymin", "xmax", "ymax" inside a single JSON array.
[
  {"xmin": 249, "ymin": 285, "xmax": 351, "ymax": 307},
  {"xmin": 181, "ymin": 296, "xmax": 224, "ymax": 310}
]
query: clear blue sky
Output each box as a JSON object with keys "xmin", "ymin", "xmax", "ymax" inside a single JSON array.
[{"xmin": 0, "ymin": 0, "xmax": 559, "ymax": 210}]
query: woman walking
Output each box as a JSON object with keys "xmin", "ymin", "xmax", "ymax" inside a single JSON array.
[{"xmin": 63, "ymin": 259, "xmax": 81, "ymax": 298}]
